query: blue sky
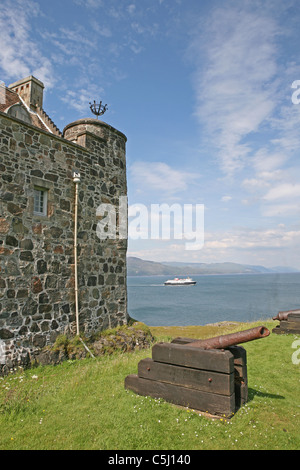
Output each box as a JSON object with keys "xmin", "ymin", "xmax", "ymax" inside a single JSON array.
[{"xmin": 1, "ymin": 0, "xmax": 300, "ymax": 268}]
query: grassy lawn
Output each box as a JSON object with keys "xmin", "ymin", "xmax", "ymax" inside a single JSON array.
[{"xmin": 0, "ymin": 320, "xmax": 299, "ymax": 450}]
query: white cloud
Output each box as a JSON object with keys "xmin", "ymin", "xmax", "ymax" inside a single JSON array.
[
  {"xmin": 252, "ymin": 150, "xmax": 290, "ymax": 174},
  {"xmin": 130, "ymin": 161, "xmax": 199, "ymax": 196},
  {"xmin": 189, "ymin": 5, "xmax": 280, "ymax": 175},
  {"xmin": 204, "ymin": 227, "xmax": 300, "ymax": 250},
  {"xmin": 128, "ymin": 223, "xmax": 300, "ymax": 267},
  {"xmin": 127, "ymin": 4, "xmax": 136, "ymax": 15},
  {"xmin": 130, "ymin": 42, "xmax": 143, "ymax": 54},
  {"xmin": 0, "ymin": 0, "xmax": 54, "ymax": 87},
  {"xmin": 270, "ymin": 104, "xmax": 300, "ymax": 153},
  {"xmin": 61, "ymin": 85, "xmax": 105, "ymax": 115},
  {"xmin": 187, "ymin": 1, "xmax": 300, "ymax": 231},
  {"xmin": 73, "ymin": 0, "xmax": 103, "ymax": 9},
  {"xmin": 221, "ymin": 196, "xmax": 232, "ymax": 203},
  {"xmin": 262, "ymin": 203, "xmax": 300, "ymax": 218},
  {"xmin": 242, "ymin": 178, "xmax": 271, "ymax": 191},
  {"xmin": 43, "ymin": 26, "xmax": 97, "ymax": 64},
  {"xmin": 90, "ymin": 20, "xmax": 112, "ymax": 37},
  {"xmin": 264, "ymin": 183, "xmax": 300, "ymax": 202},
  {"xmin": 199, "ymin": 225, "xmax": 300, "ymax": 268}
]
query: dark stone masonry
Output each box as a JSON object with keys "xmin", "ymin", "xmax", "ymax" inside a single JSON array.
[{"xmin": 0, "ymin": 76, "xmax": 129, "ymax": 373}]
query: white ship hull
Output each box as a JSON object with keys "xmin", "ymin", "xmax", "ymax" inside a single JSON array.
[{"xmin": 164, "ymin": 277, "xmax": 196, "ymax": 286}]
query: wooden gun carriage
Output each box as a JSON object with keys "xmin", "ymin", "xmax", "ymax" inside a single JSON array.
[
  {"xmin": 272, "ymin": 309, "xmax": 300, "ymax": 335},
  {"xmin": 125, "ymin": 326, "xmax": 269, "ymax": 418}
]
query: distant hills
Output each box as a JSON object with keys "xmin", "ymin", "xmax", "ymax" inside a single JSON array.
[{"xmin": 127, "ymin": 256, "xmax": 299, "ymax": 277}]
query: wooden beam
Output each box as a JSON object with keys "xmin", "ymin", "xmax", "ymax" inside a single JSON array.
[
  {"xmin": 152, "ymin": 342, "xmax": 234, "ymax": 374},
  {"xmin": 138, "ymin": 358, "xmax": 234, "ymax": 395},
  {"xmin": 125, "ymin": 374, "xmax": 236, "ymax": 418}
]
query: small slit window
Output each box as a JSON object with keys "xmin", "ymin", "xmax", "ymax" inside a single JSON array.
[{"xmin": 34, "ymin": 187, "xmax": 48, "ymax": 216}]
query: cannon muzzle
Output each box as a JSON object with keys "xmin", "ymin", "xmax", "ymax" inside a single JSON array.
[{"xmin": 187, "ymin": 326, "xmax": 270, "ymax": 350}]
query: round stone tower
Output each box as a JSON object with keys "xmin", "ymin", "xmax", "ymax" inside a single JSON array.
[{"xmin": 63, "ymin": 118, "xmax": 128, "ymax": 333}]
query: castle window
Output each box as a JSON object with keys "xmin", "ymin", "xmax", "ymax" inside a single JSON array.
[{"xmin": 34, "ymin": 187, "xmax": 48, "ymax": 216}]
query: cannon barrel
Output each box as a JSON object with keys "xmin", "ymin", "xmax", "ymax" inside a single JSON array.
[
  {"xmin": 188, "ymin": 326, "xmax": 270, "ymax": 350},
  {"xmin": 273, "ymin": 309, "xmax": 300, "ymax": 321}
]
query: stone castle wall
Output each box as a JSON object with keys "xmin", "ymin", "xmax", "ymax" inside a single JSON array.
[{"xmin": 0, "ymin": 112, "xmax": 128, "ymax": 370}]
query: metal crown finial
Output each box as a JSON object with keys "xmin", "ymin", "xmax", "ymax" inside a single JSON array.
[{"xmin": 89, "ymin": 100, "xmax": 108, "ymax": 118}]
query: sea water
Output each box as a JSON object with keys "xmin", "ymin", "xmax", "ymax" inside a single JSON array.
[{"xmin": 127, "ymin": 273, "xmax": 300, "ymax": 326}]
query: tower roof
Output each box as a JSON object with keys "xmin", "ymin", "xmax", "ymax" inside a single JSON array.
[{"xmin": 0, "ymin": 76, "xmax": 61, "ymax": 136}]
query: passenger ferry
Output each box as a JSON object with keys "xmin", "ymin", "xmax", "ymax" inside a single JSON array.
[{"xmin": 164, "ymin": 277, "xmax": 196, "ymax": 286}]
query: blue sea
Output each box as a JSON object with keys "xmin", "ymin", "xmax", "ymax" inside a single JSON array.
[{"xmin": 127, "ymin": 273, "xmax": 300, "ymax": 326}]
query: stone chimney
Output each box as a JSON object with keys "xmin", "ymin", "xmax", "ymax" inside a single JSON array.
[{"xmin": 8, "ymin": 76, "xmax": 44, "ymax": 110}]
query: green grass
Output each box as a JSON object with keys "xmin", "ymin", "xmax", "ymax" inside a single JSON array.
[{"xmin": 0, "ymin": 320, "xmax": 299, "ymax": 450}]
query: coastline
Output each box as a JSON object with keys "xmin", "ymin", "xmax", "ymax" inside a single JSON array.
[{"xmin": 149, "ymin": 319, "xmax": 275, "ymax": 341}]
